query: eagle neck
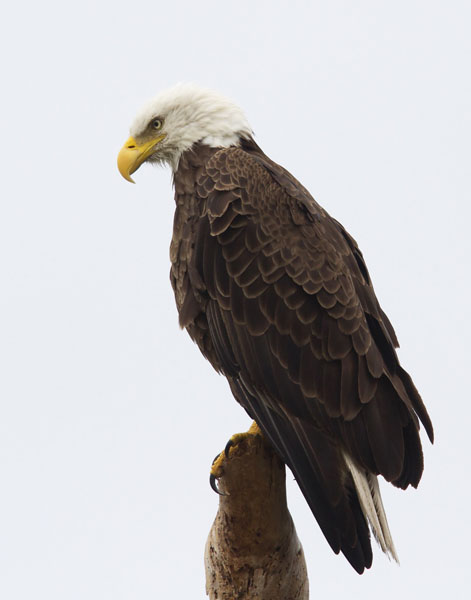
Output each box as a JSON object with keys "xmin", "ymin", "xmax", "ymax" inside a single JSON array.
[{"xmin": 173, "ymin": 143, "xmax": 221, "ymax": 203}]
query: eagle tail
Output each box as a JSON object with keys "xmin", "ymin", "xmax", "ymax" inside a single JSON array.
[
  {"xmin": 230, "ymin": 378, "xmax": 374, "ymax": 573},
  {"xmin": 343, "ymin": 452, "xmax": 399, "ymax": 563}
]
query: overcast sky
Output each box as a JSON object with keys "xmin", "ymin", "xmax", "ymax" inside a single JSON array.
[{"xmin": 1, "ymin": 1, "xmax": 470, "ymax": 598}]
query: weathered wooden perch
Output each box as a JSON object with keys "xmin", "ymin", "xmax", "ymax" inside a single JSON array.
[{"xmin": 205, "ymin": 426, "xmax": 309, "ymax": 599}]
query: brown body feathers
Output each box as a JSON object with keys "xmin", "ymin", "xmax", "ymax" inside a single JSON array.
[{"xmin": 170, "ymin": 138, "xmax": 433, "ymax": 573}]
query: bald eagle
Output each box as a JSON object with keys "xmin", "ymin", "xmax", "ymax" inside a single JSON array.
[{"xmin": 117, "ymin": 84, "xmax": 433, "ymax": 573}]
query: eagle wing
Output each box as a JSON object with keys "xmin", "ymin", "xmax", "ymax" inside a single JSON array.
[{"xmin": 181, "ymin": 145, "xmax": 433, "ymax": 572}]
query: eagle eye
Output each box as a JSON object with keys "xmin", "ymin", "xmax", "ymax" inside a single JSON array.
[{"xmin": 152, "ymin": 118, "xmax": 163, "ymax": 131}]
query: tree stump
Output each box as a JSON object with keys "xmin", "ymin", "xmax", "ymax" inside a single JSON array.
[{"xmin": 205, "ymin": 425, "xmax": 309, "ymax": 599}]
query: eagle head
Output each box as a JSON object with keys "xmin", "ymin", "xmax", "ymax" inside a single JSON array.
[{"xmin": 117, "ymin": 83, "xmax": 252, "ymax": 181}]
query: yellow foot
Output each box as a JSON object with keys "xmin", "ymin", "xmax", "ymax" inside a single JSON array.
[{"xmin": 210, "ymin": 421, "xmax": 263, "ymax": 495}]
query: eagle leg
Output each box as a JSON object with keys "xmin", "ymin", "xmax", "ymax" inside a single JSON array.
[
  {"xmin": 224, "ymin": 421, "xmax": 263, "ymax": 457},
  {"xmin": 209, "ymin": 421, "xmax": 263, "ymax": 495}
]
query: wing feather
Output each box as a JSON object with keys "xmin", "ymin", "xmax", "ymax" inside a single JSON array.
[{"xmin": 178, "ymin": 144, "xmax": 433, "ymax": 572}]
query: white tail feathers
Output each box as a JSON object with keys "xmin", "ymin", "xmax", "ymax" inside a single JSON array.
[{"xmin": 343, "ymin": 452, "xmax": 399, "ymax": 563}]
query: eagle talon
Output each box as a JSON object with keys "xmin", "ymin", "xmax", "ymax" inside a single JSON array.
[
  {"xmin": 224, "ymin": 439, "xmax": 234, "ymax": 457},
  {"xmin": 209, "ymin": 472, "xmax": 229, "ymax": 496},
  {"xmin": 210, "ymin": 450, "xmax": 229, "ymax": 495},
  {"xmin": 209, "ymin": 423, "xmax": 263, "ymax": 496},
  {"xmin": 212, "ymin": 453, "xmax": 222, "ymax": 465},
  {"xmin": 209, "ymin": 473, "xmax": 222, "ymax": 495}
]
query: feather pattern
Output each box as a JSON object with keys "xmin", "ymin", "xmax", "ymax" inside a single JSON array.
[{"xmin": 170, "ymin": 138, "xmax": 433, "ymax": 573}]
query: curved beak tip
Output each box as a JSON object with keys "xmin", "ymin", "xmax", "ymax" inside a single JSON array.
[
  {"xmin": 117, "ymin": 143, "xmax": 138, "ymax": 184},
  {"xmin": 119, "ymin": 167, "xmax": 136, "ymax": 184}
]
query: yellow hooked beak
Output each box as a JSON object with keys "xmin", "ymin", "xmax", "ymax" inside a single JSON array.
[{"xmin": 117, "ymin": 134, "xmax": 166, "ymax": 183}]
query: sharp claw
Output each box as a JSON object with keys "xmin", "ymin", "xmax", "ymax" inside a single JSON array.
[
  {"xmin": 210, "ymin": 473, "xmax": 221, "ymax": 494},
  {"xmin": 210, "ymin": 473, "xmax": 228, "ymax": 496},
  {"xmin": 224, "ymin": 439, "xmax": 234, "ymax": 457},
  {"xmin": 212, "ymin": 453, "xmax": 221, "ymax": 465}
]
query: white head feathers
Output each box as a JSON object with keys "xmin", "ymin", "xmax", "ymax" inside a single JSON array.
[{"xmin": 129, "ymin": 83, "xmax": 253, "ymax": 170}]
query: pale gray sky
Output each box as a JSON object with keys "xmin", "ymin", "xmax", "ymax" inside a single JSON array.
[{"xmin": 1, "ymin": 1, "xmax": 470, "ymax": 598}]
